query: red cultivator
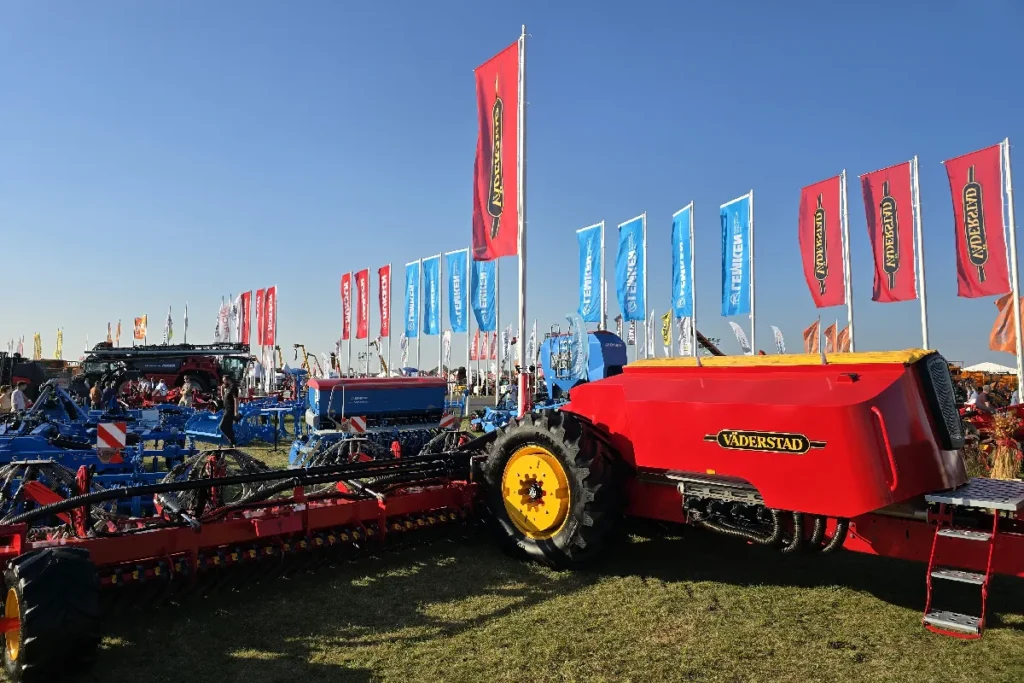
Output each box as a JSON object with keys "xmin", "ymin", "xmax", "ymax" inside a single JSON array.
[{"xmin": 3, "ymin": 349, "xmax": 1024, "ymax": 681}]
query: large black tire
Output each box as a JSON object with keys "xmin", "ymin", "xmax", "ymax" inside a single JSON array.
[
  {"xmin": 3, "ymin": 548, "xmax": 100, "ymax": 683},
  {"xmin": 482, "ymin": 409, "xmax": 623, "ymax": 569}
]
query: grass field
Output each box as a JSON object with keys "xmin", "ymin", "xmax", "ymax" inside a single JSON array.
[{"xmin": 31, "ymin": 442, "xmax": 1024, "ymax": 682}]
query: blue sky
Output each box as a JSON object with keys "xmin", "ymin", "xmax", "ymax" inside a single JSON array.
[{"xmin": 2, "ymin": 1, "xmax": 1022, "ymax": 367}]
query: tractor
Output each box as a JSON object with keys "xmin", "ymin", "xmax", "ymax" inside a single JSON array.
[{"xmin": 3, "ymin": 348, "xmax": 1024, "ymax": 682}]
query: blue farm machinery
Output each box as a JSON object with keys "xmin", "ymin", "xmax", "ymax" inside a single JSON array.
[
  {"xmin": 288, "ymin": 376, "xmax": 465, "ymax": 466},
  {"xmin": 182, "ymin": 397, "xmax": 306, "ymax": 448}
]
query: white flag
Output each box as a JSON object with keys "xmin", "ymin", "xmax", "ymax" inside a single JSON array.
[
  {"xmin": 771, "ymin": 325, "xmax": 786, "ymax": 354},
  {"xmin": 164, "ymin": 306, "xmax": 173, "ymax": 344},
  {"xmin": 646, "ymin": 311, "xmax": 655, "ymax": 357},
  {"xmin": 400, "ymin": 333, "xmax": 409, "ymax": 366},
  {"xmin": 627, "ymin": 320, "xmax": 636, "ymax": 345},
  {"xmin": 443, "ymin": 330, "xmax": 452, "ymax": 368},
  {"xmin": 728, "ymin": 322, "xmax": 752, "ymax": 355},
  {"xmin": 679, "ymin": 317, "xmax": 692, "ymax": 356},
  {"xmin": 184, "ymin": 302, "xmax": 189, "ymax": 340}
]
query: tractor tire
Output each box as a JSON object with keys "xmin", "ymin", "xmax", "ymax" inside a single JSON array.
[
  {"xmin": 185, "ymin": 373, "xmax": 211, "ymax": 395},
  {"xmin": 482, "ymin": 409, "xmax": 622, "ymax": 569},
  {"xmin": 3, "ymin": 547, "xmax": 100, "ymax": 683}
]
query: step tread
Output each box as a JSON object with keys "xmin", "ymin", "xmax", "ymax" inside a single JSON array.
[
  {"xmin": 924, "ymin": 610, "xmax": 981, "ymax": 634},
  {"xmin": 936, "ymin": 528, "xmax": 992, "ymax": 542},
  {"xmin": 931, "ymin": 567, "xmax": 986, "ymax": 585}
]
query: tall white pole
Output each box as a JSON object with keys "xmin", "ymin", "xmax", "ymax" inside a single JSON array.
[
  {"xmin": 436, "ymin": 253, "xmax": 443, "ymax": 377},
  {"xmin": 600, "ymin": 221, "xmax": 607, "ymax": 331},
  {"xmin": 417, "ymin": 258, "xmax": 422, "ymax": 371},
  {"xmin": 1003, "ymin": 139, "xmax": 1023, "ymax": 394},
  {"xmin": 495, "ymin": 258, "xmax": 501, "ymax": 406},
  {"xmin": 516, "ymin": 24, "xmax": 529, "ymax": 417},
  {"xmin": 689, "ymin": 202, "xmax": 697, "ymax": 356},
  {"xmin": 911, "ymin": 158, "xmax": 929, "ymax": 349},
  {"xmin": 642, "ymin": 211, "xmax": 648, "ymax": 359},
  {"xmin": 840, "ymin": 170, "xmax": 855, "ymax": 352},
  {"xmin": 749, "ymin": 190, "xmax": 756, "ymax": 353},
  {"xmin": 387, "ymin": 262, "xmax": 393, "ymax": 374}
]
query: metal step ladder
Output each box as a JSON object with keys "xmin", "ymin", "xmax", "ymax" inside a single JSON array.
[{"xmin": 923, "ymin": 478, "xmax": 1024, "ymax": 638}]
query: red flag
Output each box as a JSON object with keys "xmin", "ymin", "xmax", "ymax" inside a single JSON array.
[
  {"xmin": 472, "ymin": 41, "xmax": 520, "ymax": 261},
  {"xmin": 480, "ymin": 331, "xmax": 490, "ymax": 360},
  {"xmin": 798, "ymin": 176, "xmax": 845, "ymax": 308},
  {"xmin": 823, "ymin": 322, "xmax": 838, "ymax": 353},
  {"xmin": 340, "ymin": 274, "xmax": 352, "ymax": 341},
  {"xmin": 263, "ymin": 286, "xmax": 277, "ymax": 347},
  {"xmin": 470, "ymin": 330, "xmax": 480, "ymax": 361},
  {"xmin": 836, "ymin": 325, "xmax": 851, "ymax": 353},
  {"xmin": 240, "ymin": 291, "xmax": 252, "ymax": 346},
  {"xmin": 355, "ymin": 269, "xmax": 370, "ymax": 340},
  {"xmin": 802, "ymin": 321, "xmax": 820, "ymax": 354},
  {"xmin": 944, "ymin": 144, "xmax": 1009, "ymax": 298},
  {"xmin": 989, "ymin": 293, "xmax": 1024, "ymax": 354},
  {"xmin": 490, "ymin": 332, "xmax": 498, "ymax": 360},
  {"xmin": 378, "ymin": 265, "xmax": 391, "ymax": 338},
  {"xmin": 862, "ymin": 162, "xmax": 917, "ymax": 302},
  {"xmin": 255, "ymin": 288, "xmax": 266, "ymax": 345}
]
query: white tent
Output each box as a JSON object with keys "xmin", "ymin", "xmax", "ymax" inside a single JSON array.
[{"xmin": 963, "ymin": 362, "xmax": 1016, "ymax": 374}]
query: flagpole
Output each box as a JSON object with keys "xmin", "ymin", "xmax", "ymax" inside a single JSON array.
[
  {"xmin": 417, "ymin": 258, "xmax": 423, "ymax": 372},
  {"xmin": 388, "ymin": 263, "xmax": 393, "ymax": 375},
  {"xmin": 642, "ymin": 211, "xmax": 648, "ymax": 359},
  {"xmin": 367, "ymin": 270, "xmax": 372, "ymax": 376},
  {"xmin": 840, "ymin": 170, "xmax": 855, "ymax": 352},
  {"xmin": 516, "ymin": 24, "xmax": 529, "ymax": 417},
  {"xmin": 437, "ymin": 253, "xmax": 443, "ymax": 377},
  {"xmin": 1003, "ymin": 138, "xmax": 1023, "ymax": 393},
  {"xmin": 600, "ymin": 221, "xmax": 607, "ymax": 331},
  {"xmin": 689, "ymin": 202, "xmax": 697, "ymax": 356},
  {"xmin": 748, "ymin": 190, "xmax": 756, "ymax": 353},
  {"xmin": 465, "ymin": 249, "xmax": 471, "ymax": 399},
  {"xmin": 347, "ymin": 274, "xmax": 353, "ymax": 376},
  {"xmin": 912, "ymin": 156, "xmax": 930, "ymax": 349},
  {"xmin": 495, "ymin": 258, "xmax": 501, "ymax": 406}
]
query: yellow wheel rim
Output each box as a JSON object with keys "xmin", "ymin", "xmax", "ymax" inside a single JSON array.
[
  {"xmin": 5, "ymin": 588, "xmax": 19, "ymax": 662},
  {"xmin": 501, "ymin": 445, "xmax": 571, "ymax": 540}
]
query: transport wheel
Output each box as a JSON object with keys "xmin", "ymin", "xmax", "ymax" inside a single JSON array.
[
  {"xmin": 482, "ymin": 409, "xmax": 622, "ymax": 569},
  {"xmin": 3, "ymin": 548, "xmax": 100, "ymax": 683}
]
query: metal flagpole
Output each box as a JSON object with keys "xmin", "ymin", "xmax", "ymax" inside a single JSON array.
[
  {"xmin": 748, "ymin": 190, "xmax": 756, "ymax": 354},
  {"xmin": 417, "ymin": 258, "xmax": 422, "ymax": 371},
  {"xmin": 642, "ymin": 211, "xmax": 648, "ymax": 359},
  {"xmin": 495, "ymin": 258, "xmax": 501, "ymax": 407},
  {"xmin": 689, "ymin": 202, "xmax": 697, "ymax": 357},
  {"xmin": 1003, "ymin": 138, "xmax": 1023, "ymax": 394},
  {"xmin": 388, "ymin": 262, "xmax": 393, "ymax": 374},
  {"xmin": 912, "ymin": 158, "xmax": 930, "ymax": 349},
  {"xmin": 437, "ymin": 253, "xmax": 443, "ymax": 377},
  {"xmin": 347, "ymin": 274, "xmax": 352, "ymax": 375},
  {"xmin": 600, "ymin": 221, "xmax": 607, "ymax": 331},
  {"xmin": 366, "ymin": 271, "xmax": 371, "ymax": 376},
  {"xmin": 516, "ymin": 24, "xmax": 529, "ymax": 417},
  {"xmin": 465, "ymin": 248, "xmax": 472, "ymax": 407},
  {"xmin": 840, "ymin": 170, "xmax": 855, "ymax": 352}
]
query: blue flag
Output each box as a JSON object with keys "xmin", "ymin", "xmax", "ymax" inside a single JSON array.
[
  {"xmin": 422, "ymin": 255, "xmax": 441, "ymax": 335},
  {"xmin": 577, "ymin": 224, "xmax": 603, "ymax": 324},
  {"xmin": 672, "ymin": 205, "xmax": 694, "ymax": 318},
  {"xmin": 720, "ymin": 194, "xmax": 752, "ymax": 317},
  {"xmin": 404, "ymin": 261, "xmax": 420, "ymax": 338},
  {"xmin": 445, "ymin": 250, "xmax": 469, "ymax": 333},
  {"xmin": 615, "ymin": 215, "xmax": 646, "ymax": 322},
  {"xmin": 471, "ymin": 259, "xmax": 497, "ymax": 332}
]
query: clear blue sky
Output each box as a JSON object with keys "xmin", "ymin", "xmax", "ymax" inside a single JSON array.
[{"xmin": 2, "ymin": 1, "xmax": 1022, "ymax": 367}]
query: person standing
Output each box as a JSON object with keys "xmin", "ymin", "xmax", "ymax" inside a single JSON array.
[
  {"xmin": 219, "ymin": 376, "xmax": 239, "ymax": 446},
  {"xmin": 10, "ymin": 382, "xmax": 28, "ymax": 413},
  {"xmin": 0, "ymin": 386, "xmax": 11, "ymax": 413},
  {"xmin": 89, "ymin": 382, "xmax": 102, "ymax": 410}
]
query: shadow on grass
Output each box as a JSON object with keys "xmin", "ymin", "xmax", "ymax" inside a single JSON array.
[{"xmin": 83, "ymin": 521, "xmax": 1024, "ymax": 682}]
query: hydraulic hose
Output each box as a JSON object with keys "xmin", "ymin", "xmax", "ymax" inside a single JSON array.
[
  {"xmin": 807, "ymin": 515, "xmax": 826, "ymax": 548},
  {"xmin": 780, "ymin": 511, "xmax": 803, "ymax": 554},
  {"xmin": 691, "ymin": 507, "xmax": 784, "ymax": 546},
  {"xmin": 819, "ymin": 518, "xmax": 849, "ymax": 554}
]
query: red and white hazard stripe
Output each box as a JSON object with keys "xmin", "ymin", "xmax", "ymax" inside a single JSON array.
[
  {"xmin": 97, "ymin": 422, "xmax": 127, "ymax": 449},
  {"xmin": 439, "ymin": 413, "xmax": 459, "ymax": 430},
  {"xmin": 349, "ymin": 416, "xmax": 367, "ymax": 434}
]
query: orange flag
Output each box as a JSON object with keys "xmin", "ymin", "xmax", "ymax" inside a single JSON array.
[
  {"xmin": 802, "ymin": 321, "xmax": 820, "ymax": 354},
  {"xmin": 836, "ymin": 326, "xmax": 851, "ymax": 353},
  {"xmin": 823, "ymin": 323, "xmax": 838, "ymax": 353},
  {"xmin": 989, "ymin": 293, "xmax": 1023, "ymax": 354}
]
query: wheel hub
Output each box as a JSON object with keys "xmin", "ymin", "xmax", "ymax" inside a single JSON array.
[
  {"xmin": 501, "ymin": 445, "xmax": 571, "ymax": 540},
  {"xmin": 5, "ymin": 588, "xmax": 19, "ymax": 662}
]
